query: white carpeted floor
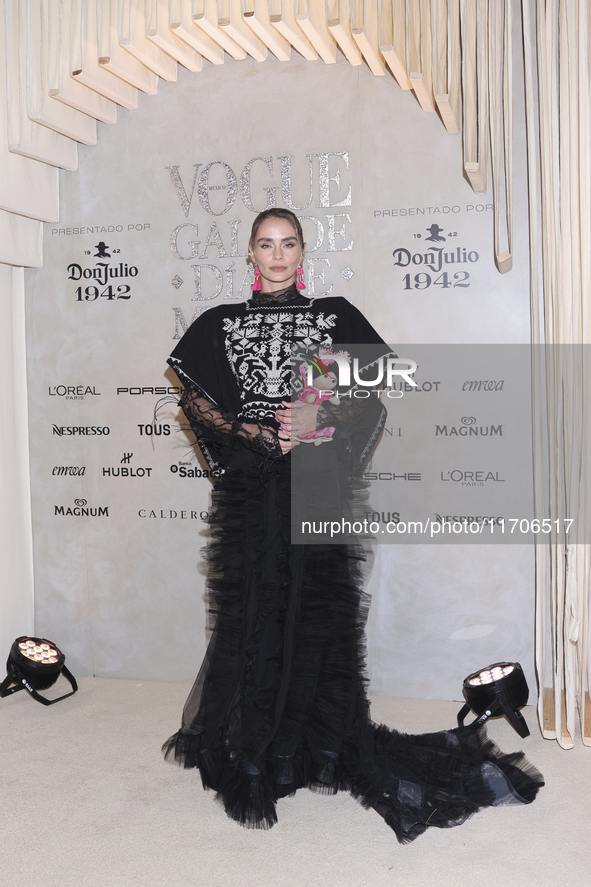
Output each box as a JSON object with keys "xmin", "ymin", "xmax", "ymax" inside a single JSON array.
[{"xmin": 1, "ymin": 677, "xmax": 589, "ymax": 887}]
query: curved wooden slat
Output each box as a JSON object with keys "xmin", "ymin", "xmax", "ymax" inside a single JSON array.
[
  {"xmin": 192, "ymin": 0, "xmax": 246, "ymax": 61},
  {"xmin": 98, "ymin": 0, "xmax": 159, "ymax": 92},
  {"xmin": 26, "ymin": 0, "xmax": 98, "ymax": 146},
  {"xmin": 119, "ymin": 0, "xmax": 179, "ymax": 79},
  {"xmin": 0, "ymin": 208, "xmax": 43, "ymax": 267},
  {"xmin": 461, "ymin": 0, "xmax": 487, "ymax": 193},
  {"xmin": 0, "ymin": 6, "xmax": 59, "ymax": 221},
  {"xmin": 351, "ymin": 0, "xmax": 385, "ymax": 76},
  {"xmin": 407, "ymin": 0, "xmax": 434, "ymax": 111},
  {"xmin": 48, "ymin": 0, "xmax": 118, "ymax": 124},
  {"xmin": 327, "ymin": 0, "xmax": 361, "ymax": 66},
  {"xmin": 5, "ymin": 0, "xmax": 78, "ymax": 169},
  {"xmin": 270, "ymin": 0, "xmax": 317, "ymax": 61},
  {"xmin": 433, "ymin": 0, "xmax": 461, "ymax": 132},
  {"xmin": 243, "ymin": 0, "xmax": 290, "ymax": 62},
  {"xmin": 169, "ymin": 0, "xmax": 225, "ymax": 66},
  {"xmin": 146, "ymin": 0, "xmax": 203, "ymax": 71},
  {"xmin": 71, "ymin": 0, "xmax": 139, "ymax": 108},
  {"xmin": 296, "ymin": 0, "xmax": 336, "ymax": 65},
  {"xmin": 218, "ymin": 0, "xmax": 267, "ymax": 61},
  {"xmin": 379, "ymin": 0, "xmax": 412, "ymax": 88}
]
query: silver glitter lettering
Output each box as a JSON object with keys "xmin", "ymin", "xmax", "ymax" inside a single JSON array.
[
  {"xmin": 200, "ymin": 222, "xmax": 228, "ymax": 258},
  {"xmin": 191, "ymin": 264, "xmax": 223, "ymax": 300},
  {"xmin": 227, "ymin": 219, "xmax": 246, "ymax": 256},
  {"xmin": 299, "ymin": 216, "xmax": 325, "ymax": 252},
  {"xmin": 172, "ymin": 306, "xmax": 201, "ymax": 339},
  {"xmin": 170, "ymin": 223, "xmax": 200, "ymax": 259},
  {"xmin": 305, "ymin": 257, "xmax": 333, "ymax": 296},
  {"xmin": 166, "ymin": 165, "xmax": 201, "ymax": 217},
  {"xmin": 279, "ymin": 155, "xmax": 313, "ymax": 211},
  {"xmin": 198, "ymin": 162, "xmax": 238, "ymax": 216},
  {"xmin": 312, "ymin": 152, "xmax": 352, "ymax": 208},
  {"xmin": 224, "ymin": 263, "xmax": 236, "ymax": 299},
  {"xmin": 240, "ymin": 156, "xmax": 277, "ymax": 212},
  {"xmin": 326, "ymin": 214, "xmax": 353, "ymax": 251},
  {"xmin": 238, "ymin": 265, "xmax": 254, "ymax": 299}
]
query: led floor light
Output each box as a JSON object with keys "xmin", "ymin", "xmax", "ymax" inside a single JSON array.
[
  {"xmin": 457, "ymin": 661, "xmax": 530, "ymax": 738},
  {"xmin": 0, "ymin": 636, "xmax": 78, "ymax": 706}
]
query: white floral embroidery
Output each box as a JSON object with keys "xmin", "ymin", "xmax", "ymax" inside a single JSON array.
[{"xmin": 223, "ymin": 310, "xmax": 338, "ymax": 419}]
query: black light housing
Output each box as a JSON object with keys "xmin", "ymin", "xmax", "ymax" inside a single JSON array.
[
  {"xmin": 457, "ymin": 661, "xmax": 530, "ymax": 737},
  {"xmin": 0, "ymin": 636, "xmax": 78, "ymax": 706}
]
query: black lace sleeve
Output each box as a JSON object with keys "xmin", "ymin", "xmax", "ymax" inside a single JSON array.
[
  {"xmin": 180, "ymin": 384, "xmax": 282, "ymax": 459},
  {"xmin": 316, "ymin": 396, "xmax": 386, "ymax": 468}
]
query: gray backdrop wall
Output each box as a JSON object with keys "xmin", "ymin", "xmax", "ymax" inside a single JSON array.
[{"xmin": 25, "ymin": 53, "xmax": 534, "ymax": 700}]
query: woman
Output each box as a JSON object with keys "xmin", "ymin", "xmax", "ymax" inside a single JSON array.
[{"xmin": 163, "ymin": 208, "xmax": 543, "ymax": 842}]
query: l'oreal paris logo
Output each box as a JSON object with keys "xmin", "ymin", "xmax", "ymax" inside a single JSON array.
[{"xmin": 48, "ymin": 385, "xmax": 100, "ymax": 397}]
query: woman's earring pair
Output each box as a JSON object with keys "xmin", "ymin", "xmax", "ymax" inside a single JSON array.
[{"xmin": 252, "ymin": 265, "xmax": 306, "ymax": 291}]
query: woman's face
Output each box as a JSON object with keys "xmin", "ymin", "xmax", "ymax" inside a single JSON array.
[{"xmin": 249, "ymin": 217, "xmax": 305, "ymax": 293}]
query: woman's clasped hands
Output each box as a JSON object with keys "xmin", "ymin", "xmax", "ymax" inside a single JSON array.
[{"xmin": 275, "ymin": 400, "xmax": 319, "ymax": 454}]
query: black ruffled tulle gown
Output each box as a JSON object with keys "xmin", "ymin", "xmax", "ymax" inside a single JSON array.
[{"xmin": 162, "ymin": 286, "xmax": 543, "ymax": 843}]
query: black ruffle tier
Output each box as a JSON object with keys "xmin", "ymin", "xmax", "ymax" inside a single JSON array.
[{"xmin": 163, "ymin": 450, "xmax": 543, "ymax": 842}]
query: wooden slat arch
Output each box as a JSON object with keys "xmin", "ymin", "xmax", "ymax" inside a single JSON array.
[{"xmin": 1, "ymin": 0, "xmax": 511, "ymax": 268}]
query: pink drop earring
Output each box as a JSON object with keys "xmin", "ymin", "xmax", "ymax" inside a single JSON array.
[
  {"xmin": 296, "ymin": 265, "xmax": 306, "ymax": 290},
  {"xmin": 252, "ymin": 266, "xmax": 262, "ymax": 291}
]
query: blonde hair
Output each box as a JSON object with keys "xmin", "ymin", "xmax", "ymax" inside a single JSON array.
[{"xmin": 248, "ymin": 208, "xmax": 304, "ymax": 255}]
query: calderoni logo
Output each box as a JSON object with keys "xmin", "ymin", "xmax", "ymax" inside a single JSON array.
[
  {"xmin": 170, "ymin": 463, "xmax": 221, "ymax": 479},
  {"xmin": 48, "ymin": 385, "xmax": 101, "ymax": 399},
  {"xmin": 53, "ymin": 425, "xmax": 110, "ymax": 436},
  {"xmin": 138, "ymin": 508, "xmax": 208, "ymax": 520},
  {"xmin": 117, "ymin": 386, "xmax": 183, "ymax": 396},
  {"xmin": 54, "ymin": 498, "xmax": 109, "ymax": 517},
  {"xmin": 52, "ymin": 425, "xmax": 110, "ymax": 436},
  {"xmin": 435, "ymin": 417, "xmax": 503, "ymax": 437},
  {"xmin": 440, "ymin": 470, "xmax": 505, "ymax": 486}
]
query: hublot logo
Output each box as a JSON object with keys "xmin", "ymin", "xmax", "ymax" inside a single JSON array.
[{"xmin": 103, "ymin": 452, "xmax": 153, "ymax": 478}]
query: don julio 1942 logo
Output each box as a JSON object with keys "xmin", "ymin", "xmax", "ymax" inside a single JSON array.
[
  {"xmin": 393, "ymin": 225, "xmax": 480, "ymax": 293},
  {"xmin": 67, "ymin": 240, "xmax": 138, "ymax": 303}
]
